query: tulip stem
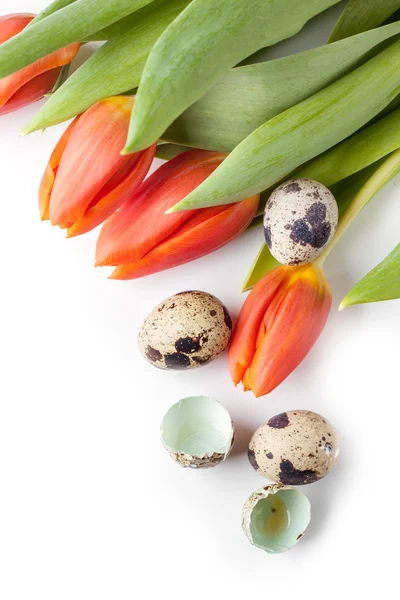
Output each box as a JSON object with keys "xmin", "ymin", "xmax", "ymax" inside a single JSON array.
[{"xmin": 314, "ymin": 148, "xmax": 400, "ymax": 267}]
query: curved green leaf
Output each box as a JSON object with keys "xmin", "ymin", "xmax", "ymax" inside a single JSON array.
[
  {"xmin": 124, "ymin": 0, "xmax": 342, "ymax": 152},
  {"xmin": 329, "ymin": 0, "xmax": 400, "ymax": 42},
  {"xmin": 293, "ymin": 108, "xmax": 400, "ymax": 188},
  {"xmin": 25, "ymin": 18, "xmax": 400, "ymax": 136},
  {"xmin": 0, "ymin": 0, "xmax": 155, "ymax": 78},
  {"xmin": 155, "ymin": 143, "xmax": 192, "ymax": 160},
  {"xmin": 164, "ymin": 22, "xmax": 400, "ymax": 151},
  {"xmin": 32, "ymin": 0, "xmax": 77, "ymax": 24},
  {"xmin": 22, "ymin": 0, "xmax": 190, "ymax": 135},
  {"xmin": 170, "ymin": 41, "xmax": 400, "ymax": 212},
  {"xmin": 241, "ymin": 245, "xmax": 280, "ymax": 293},
  {"xmin": 341, "ymin": 243, "xmax": 400, "ymax": 307}
]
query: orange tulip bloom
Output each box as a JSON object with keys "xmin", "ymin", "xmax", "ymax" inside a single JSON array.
[
  {"xmin": 229, "ymin": 264, "xmax": 332, "ymax": 397},
  {"xmin": 95, "ymin": 150, "xmax": 260, "ymax": 279},
  {"xmin": 39, "ymin": 96, "xmax": 156, "ymax": 237},
  {"xmin": 0, "ymin": 13, "xmax": 80, "ymax": 115}
]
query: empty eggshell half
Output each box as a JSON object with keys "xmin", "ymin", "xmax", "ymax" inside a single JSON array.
[
  {"xmin": 242, "ymin": 485, "xmax": 311, "ymax": 554},
  {"xmin": 161, "ymin": 396, "xmax": 235, "ymax": 468}
]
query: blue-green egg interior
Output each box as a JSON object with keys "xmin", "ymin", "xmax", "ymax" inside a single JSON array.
[
  {"xmin": 161, "ymin": 396, "xmax": 234, "ymax": 456},
  {"xmin": 250, "ymin": 488, "xmax": 311, "ymax": 553}
]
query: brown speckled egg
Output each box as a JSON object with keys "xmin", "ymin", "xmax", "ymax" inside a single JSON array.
[
  {"xmin": 264, "ymin": 179, "xmax": 338, "ymax": 266},
  {"xmin": 248, "ymin": 411, "xmax": 339, "ymax": 485},
  {"xmin": 138, "ymin": 291, "xmax": 232, "ymax": 370}
]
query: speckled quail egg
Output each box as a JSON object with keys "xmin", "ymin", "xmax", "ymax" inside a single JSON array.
[
  {"xmin": 242, "ymin": 484, "xmax": 311, "ymax": 553},
  {"xmin": 264, "ymin": 179, "xmax": 338, "ymax": 266},
  {"xmin": 161, "ymin": 396, "xmax": 235, "ymax": 468},
  {"xmin": 138, "ymin": 291, "xmax": 232, "ymax": 370},
  {"xmin": 248, "ymin": 410, "xmax": 339, "ymax": 485}
]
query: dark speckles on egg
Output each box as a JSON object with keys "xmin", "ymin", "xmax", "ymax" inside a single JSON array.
[
  {"xmin": 248, "ymin": 448, "xmax": 259, "ymax": 471},
  {"xmin": 175, "ymin": 336, "xmax": 201, "ymax": 354},
  {"xmin": 138, "ymin": 291, "xmax": 232, "ymax": 370},
  {"xmin": 279, "ymin": 459, "xmax": 320, "ymax": 486},
  {"xmin": 263, "ymin": 179, "xmax": 338, "ymax": 266},
  {"xmin": 145, "ymin": 346, "xmax": 162, "ymax": 363},
  {"xmin": 264, "ymin": 224, "xmax": 272, "ymax": 248},
  {"xmin": 283, "ymin": 182, "xmax": 302, "ymax": 194},
  {"xmin": 223, "ymin": 306, "xmax": 232, "ymax": 330},
  {"xmin": 164, "ymin": 353, "xmax": 191, "ymax": 369},
  {"xmin": 268, "ymin": 412, "xmax": 289, "ymax": 429}
]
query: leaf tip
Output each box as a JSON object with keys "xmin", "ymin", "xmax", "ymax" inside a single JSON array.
[{"xmin": 165, "ymin": 204, "xmax": 181, "ymax": 214}]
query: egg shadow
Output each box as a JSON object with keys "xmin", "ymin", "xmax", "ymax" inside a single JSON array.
[
  {"xmin": 293, "ymin": 451, "xmax": 350, "ymax": 551},
  {"xmin": 229, "ymin": 423, "xmax": 254, "ymax": 459}
]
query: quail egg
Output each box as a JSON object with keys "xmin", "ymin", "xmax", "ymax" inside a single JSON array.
[
  {"xmin": 242, "ymin": 484, "xmax": 311, "ymax": 553},
  {"xmin": 161, "ymin": 396, "xmax": 235, "ymax": 468},
  {"xmin": 248, "ymin": 410, "xmax": 339, "ymax": 485},
  {"xmin": 264, "ymin": 179, "xmax": 338, "ymax": 266},
  {"xmin": 138, "ymin": 291, "xmax": 232, "ymax": 370}
]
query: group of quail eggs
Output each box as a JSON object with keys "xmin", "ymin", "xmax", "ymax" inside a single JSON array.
[{"xmin": 138, "ymin": 179, "xmax": 340, "ymax": 554}]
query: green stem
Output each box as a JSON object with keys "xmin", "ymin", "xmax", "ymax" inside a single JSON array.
[{"xmin": 315, "ymin": 148, "xmax": 400, "ymax": 266}]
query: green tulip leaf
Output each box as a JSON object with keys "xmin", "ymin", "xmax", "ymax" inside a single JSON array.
[
  {"xmin": 124, "ymin": 0, "xmax": 342, "ymax": 153},
  {"xmin": 241, "ymin": 245, "xmax": 280, "ymax": 293},
  {"xmin": 23, "ymin": 18, "xmax": 400, "ymax": 137},
  {"xmin": 32, "ymin": 0, "xmax": 78, "ymax": 24},
  {"xmin": 0, "ymin": 0, "xmax": 156, "ymax": 78},
  {"xmin": 249, "ymin": 105, "xmax": 400, "ymax": 224},
  {"xmin": 155, "ymin": 143, "xmax": 192, "ymax": 161},
  {"xmin": 170, "ymin": 41, "xmax": 400, "ymax": 213},
  {"xmin": 164, "ymin": 21, "xmax": 400, "ymax": 151},
  {"xmin": 22, "ymin": 0, "xmax": 191, "ymax": 135},
  {"xmin": 329, "ymin": 0, "xmax": 400, "ymax": 42},
  {"xmin": 341, "ymin": 244, "xmax": 400, "ymax": 308}
]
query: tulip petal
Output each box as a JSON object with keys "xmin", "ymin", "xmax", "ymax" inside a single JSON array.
[
  {"xmin": 249, "ymin": 266, "xmax": 332, "ymax": 396},
  {"xmin": 107, "ymin": 193, "xmax": 259, "ymax": 279},
  {"xmin": 49, "ymin": 96, "xmax": 135, "ymax": 227},
  {"xmin": 0, "ymin": 15, "xmax": 35, "ymax": 44},
  {"xmin": 0, "ymin": 42, "xmax": 80, "ymax": 112},
  {"xmin": 95, "ymin": 150, "xmax": 227, "ymax": 267},
  {"xmin": 66, "ymin": 142, "xmax": 156, "ymax": 237},
  {"xmin": 228, "ymin": 268, "xmax": 289, "ymax": 387},
  {"xmin": 0, "ymin": 68, "xmax": 61, "ymax": 115},
  {"xmin": 38, "ymin": 115, "xmax": 82, "ymax": 220}
]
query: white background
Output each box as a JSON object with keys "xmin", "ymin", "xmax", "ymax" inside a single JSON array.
[{"xmin": 1, "ymin": 1, "xmax": 399, "ymax": 599}]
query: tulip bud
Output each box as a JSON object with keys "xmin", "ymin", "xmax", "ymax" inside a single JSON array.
[
  {"xmin": 95, "ymin": 149, "xmax": 260, "ymax": 279},
  {"xmin": 39, "ymin": 96, "xmax": 156, "ymax": 236},
  {"xmin": 0, "ymin": 13, "xmax": 80, "ymax": 115},
  {"xmin": 229, "ymin": 264, "xmax": 332, "ymax": 397}
]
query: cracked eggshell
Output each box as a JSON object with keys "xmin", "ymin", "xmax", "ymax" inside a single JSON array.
[
  {"xmin": 161, "ymin": 396, "xmax": 235, "ymax": 469},
  {"xmin": 138, "ymin": 291, "xmax": 232, "ymax": 370},
  {"xmin": 264, "ymin": 178, "xmax": 338, "ymax": 266},
  {"xmin": 242, "ymin": 484, "xmax": 311, "ymax": 554},
  {"xmin": 248, "ymin": 410, "xmax": 339, "ymax": 485}
]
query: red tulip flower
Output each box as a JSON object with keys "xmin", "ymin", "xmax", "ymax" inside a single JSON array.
[
  {"xmin": 95, "ymin": 150, "xmax": 260, "ymax": 279},
  {"xmin": 229, "ymin": 264, "xmax": 332, "ymax": 397},
  {"xmin": 0, "ymin": 13, "xmax": 80, "ymax": 115},
  {"xmin": 39, "ymin": 96, "xmax": 156, "ymax": 237}
]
